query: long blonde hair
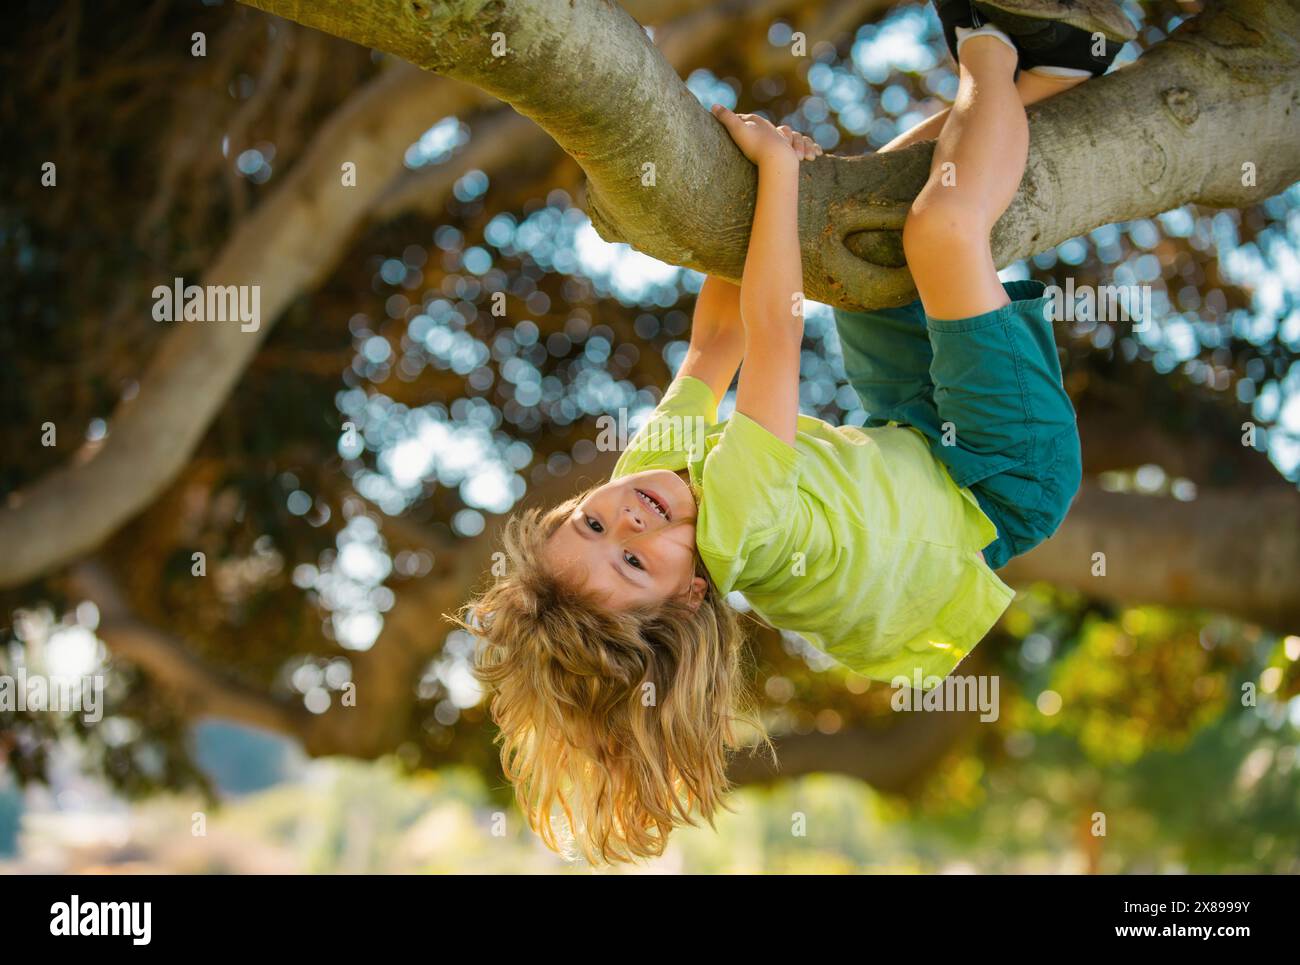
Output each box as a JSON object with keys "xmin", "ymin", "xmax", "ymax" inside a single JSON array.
[{"xmin": 454, "ymin": 493, "xmax": 768, "ymax": 864}]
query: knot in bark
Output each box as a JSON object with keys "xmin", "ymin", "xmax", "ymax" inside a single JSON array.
[{"xmin": 1161, "ymin": 86, "xmax": 1199, "ymax": 126}]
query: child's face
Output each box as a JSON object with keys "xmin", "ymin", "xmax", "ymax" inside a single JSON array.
[{"xmin": 544, "ymin": 469, "xmax": 706, "ymax": 611}]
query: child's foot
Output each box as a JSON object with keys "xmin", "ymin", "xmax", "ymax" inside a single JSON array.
[{"xmin": 933, "ymin": 0, "xmax": 1135, "ymax": 79}]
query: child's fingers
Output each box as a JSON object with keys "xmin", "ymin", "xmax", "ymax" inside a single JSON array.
[
  {"xmin": 712, "ymin": 104, "xmax": 824, "ymax": 161},
  {"xmin": 711, "ymin": 103, "xmax": 747, "ymax": 133},
  {"xmin": 792, "ymin": 132, "xmax": 821, "ymax": 160},
  {"xmin": 714, "ymin": 105, "xmax": 761, "ymax": 127},
  {"xmin": 711, "ymin": 104, "xmax": 754, "ymax": 151}
]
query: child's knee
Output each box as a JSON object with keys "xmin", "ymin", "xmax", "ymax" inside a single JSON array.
[{"xmin": 902, "ymin": 195, "xmax": 986, "ymax": 269}]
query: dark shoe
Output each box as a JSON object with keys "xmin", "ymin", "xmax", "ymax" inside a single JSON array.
[
  {"xmin": 975, "ymin": 0, "xmax": 1137, "ymax": 43},
  {"xmin": 932, "ymin": 0, "xmax": 1129, "ymax": 78}
]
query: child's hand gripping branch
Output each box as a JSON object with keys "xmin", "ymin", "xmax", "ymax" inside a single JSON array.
[
  {"xmin": 710, "ymin": 105, "xmax": 819, "ymax": 444},
  {"xmin": 709, "ymin": 103, "xmax": 823, "ymax": 166}
]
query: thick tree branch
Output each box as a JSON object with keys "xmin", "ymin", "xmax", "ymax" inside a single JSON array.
[
  {"xmin": 1001, "ymin": 480, "xmax": 1300, "ymax": 631},
  {"xmin": 238, "ymin": 0, "xmax": 1300, "ymax": 310}
]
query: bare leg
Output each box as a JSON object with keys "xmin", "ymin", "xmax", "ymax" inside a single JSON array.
[
  {"xmin": 878, "ymin": 69, "xmax": 1086, "ymax": 155},
  {"xmin": 900, "ymin": 35, "xmax": 1028, "ymax": 320},
  {"xmin": 878, "ymin": 107, "xmax": 950, "ymax": 154},
  {"xmin": 1015, "ymin": 68, "xmax": 1089, "ymax": 105}
]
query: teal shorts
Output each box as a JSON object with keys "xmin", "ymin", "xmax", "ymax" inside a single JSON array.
[{"xmin": 833, "ymin": 279, "xmax": 1082, "ymax": 570}]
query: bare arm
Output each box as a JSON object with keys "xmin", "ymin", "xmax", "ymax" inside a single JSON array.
[
  {"xmin": 711, "ymin": 105, "xmax": 818, "ymax": 445},
  {"xmin": 674, "ymin": 275, "xmax": 746, "ymax": 405},
  {"xmin": 736, "ymin": 157, "xmax": 802, "ymax": 444}
]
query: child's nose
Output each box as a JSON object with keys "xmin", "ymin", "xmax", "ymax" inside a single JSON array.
[{"xmin": 621, "ymin": 505, "xmax": 645, "ymax": 530}]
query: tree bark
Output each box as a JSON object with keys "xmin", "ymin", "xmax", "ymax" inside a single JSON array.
[
  {"xmin": 1000, "ymin": 481, "xmax": 1300, "ymax": 631},
  {"xmin": 238, "ymin": 0, "xmax": 1300, "ymax": 311}
]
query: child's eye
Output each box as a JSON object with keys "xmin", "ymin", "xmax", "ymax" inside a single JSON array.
[
  {"xmin": 585, "ymin": 516, "xmax": 603, "ymax": 534},
  {"xmin": 624, "ymin": 551, "xmax": 644, "ymax": 571}
]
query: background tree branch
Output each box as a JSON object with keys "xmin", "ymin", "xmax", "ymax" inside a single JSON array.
[
  {"xmin": 0, "ymin": 63, "xmax": 486, "ymax": 589},
  {"xmin": 1000, "ymin": 480, "xmax": 1300, "ymax": 630}
]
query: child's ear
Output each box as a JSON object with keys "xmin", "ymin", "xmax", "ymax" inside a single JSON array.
[{"xmin": 685, "ymin": 576, "xmax": 707, "ymax": 611}]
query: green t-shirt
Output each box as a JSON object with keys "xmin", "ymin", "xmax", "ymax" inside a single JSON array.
[{"xmin": 612, "ymin": 376, "xmax": 1015, "ymax": 685}]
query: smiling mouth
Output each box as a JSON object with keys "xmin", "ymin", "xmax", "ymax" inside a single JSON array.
[{"xmin": 634, "ymin": 488, "xmax": 670, "ymax": 522}]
